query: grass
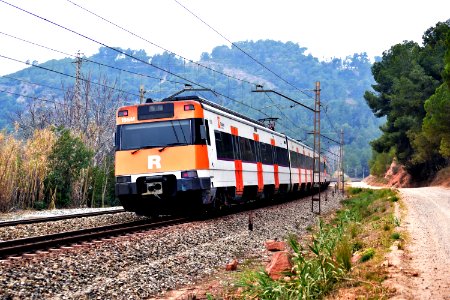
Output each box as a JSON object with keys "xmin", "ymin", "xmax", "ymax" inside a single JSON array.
[
  {"xmin": 229, "ymin": 187, "xmax": 400, "ymax": 299},
  {"xmin": 391, "ymin": 232, "xmax": 401, "ymax": 240},
  {"xmin": 360, "ymin": 248, "xmax": 376, "ymax": 262}
]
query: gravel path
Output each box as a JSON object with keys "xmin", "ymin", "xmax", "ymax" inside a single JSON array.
[
  {"xmin": 0, "ymin": 190, "xmax": 342, "ymax": 299},
  {"xmin": 399, "ymin": 187, "xmax": 450, "ymax": 299}
]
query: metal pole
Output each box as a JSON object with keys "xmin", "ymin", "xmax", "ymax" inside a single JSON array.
[
  {"xmin": 340, "ymin": 129, "xmax": 344, "ymax": 194},
  {"xmin": 139, "ymin": 85, "xmax": 145, "ymax": 104},
  {"xmin": 311, "ymin": 81, "xmax": 321, "ymax": 214}
]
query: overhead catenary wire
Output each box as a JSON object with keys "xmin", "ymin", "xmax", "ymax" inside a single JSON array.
[
  {"xmin": 0, "ymin": 31, "xmax": 185, "ymax": 86},
  {"xmin": 1, "ymin": 75, "xmax": 66, "ymax": 93},
  {"xmin": 0, "ymin": 0, "xmax": 205, "ymax": 89},
  {"xmin": 2, "ymin": 1, "xmax": 341, "ymax": 132},
  {"xmin": 0, "ymin": 0, "xmax": 273, "ymax": 120},
  {"xmin": 0, "ymin": 54, "xmax": 141, "ymax": 98},
  {"xmin": 172, "ymin": 0, "xmax": 315, "ymax": 101},
  {"xmin": 1, "ymin": 0, "xmax": 341, "ymax": 142},
  {"xmin": 0, "ymin": 88, "xmax": 58, "ymax": 104},
  {"xmin": 64, "ymin": 0, "xmax": 260, "ymax": 87},
  {"xmin": 263, "ymin": 92, "xmax": 310, "ymax": 138}
]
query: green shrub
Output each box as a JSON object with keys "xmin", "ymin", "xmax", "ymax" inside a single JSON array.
[
  {"xmin": 33, "ymin": 201, "xmax": 46, "ymax": 210},
  {"xmin": 391, "ymin": 232, "xmax": 401, "ymax": 240},
  {"xmin": 348, "ymin": 187, "xmax": 363, "ymax": 195},
  {"xmin": 336, "ymin": 237, "xmax": 353, "ymax": 271},
  {"xmin": 360, "ymin": 248, "xmax": 375, "ymax": 262}
]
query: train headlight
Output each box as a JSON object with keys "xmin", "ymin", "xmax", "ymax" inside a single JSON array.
[
  {"xmin": 181, "ymin": 170, "xmax": 198, "ymax": 178},
  {"xmin": 118, "ymin": 110, "xmax": 128, "ymax": 117}
]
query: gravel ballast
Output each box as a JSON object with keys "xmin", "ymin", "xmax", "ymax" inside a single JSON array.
[
  {"xmin": 0, "ymin": 211, "xmax": 147, "ymax": 242},
  {"xmin": 0, "ymin": 191, "xmax": 343, "ymax": 299}
]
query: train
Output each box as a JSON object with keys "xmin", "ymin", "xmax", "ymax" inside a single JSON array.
[{"xmin": 115, "ymin": 95, "xmax": 330, "ymax": 216}]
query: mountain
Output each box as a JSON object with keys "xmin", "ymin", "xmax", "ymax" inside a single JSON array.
[{"xmin": 0, "ymin": 40, "xmax": 381, "ymax": 176}]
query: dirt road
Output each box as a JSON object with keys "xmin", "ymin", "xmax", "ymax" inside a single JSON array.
[{"xmin": 398, "ymin": 187, "xmax": 450, "ymax": 299}]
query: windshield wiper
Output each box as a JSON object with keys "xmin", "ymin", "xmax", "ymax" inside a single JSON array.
[
  {"xmin": 158, "ymin": 142, "xmax": 189, "ymax": 152},
  {"xmin": 130, "ymin": 145, "xmax": 159, "ymax": 155}
]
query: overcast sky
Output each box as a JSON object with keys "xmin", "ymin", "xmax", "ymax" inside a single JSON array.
[{"xmin": 0, "ymin": 0, "xmax": 449, "ymax": 76}]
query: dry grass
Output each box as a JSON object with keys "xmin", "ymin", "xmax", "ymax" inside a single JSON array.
[
  {"xmin": 0, "ymin": 129, "xmax": 56, "ymax": 211},
  {"xmin": 327, "ymin": 189, "xmax": 399, "ymax": 299}
]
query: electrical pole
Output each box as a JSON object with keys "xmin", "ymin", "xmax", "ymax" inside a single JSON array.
[
  {"xmin": 252, "ymin": 83, "xmax": 326, "ymax": 214},
  {"xmin": 339, "ymin": 129, "xmax": 344, "ymax": 194},
  {"xmin": 139, "ymin": 85, "xmax": 146, "ymax": 104},
  {"xmin": 311, "ymin": 81, "xmax": 321, "ymax": 214},
  {"xmin": 73, "ymin": 50, "xmax": 83, "ymax": 127}
]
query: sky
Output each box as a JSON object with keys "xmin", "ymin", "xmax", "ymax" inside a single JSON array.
[{"xmin": 0, "ymin": 0, "xmax": 449, "ymax": 76}]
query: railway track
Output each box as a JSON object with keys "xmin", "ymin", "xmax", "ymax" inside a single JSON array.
[
  {"xmin": 0, "ymin": 208, "xmax": 126, "ymax": 228},
  {"xmin": 0, "ymin": 216, "xmax": 187, "ymax": 259}
]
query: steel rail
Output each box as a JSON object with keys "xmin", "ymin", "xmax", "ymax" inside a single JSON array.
[
  {"xmin": 0, "ymin": 208, "xmax": 126, "ymax": 228},
  {"xmin": 0, "ymin": 217, "xmax": 187, "ymax": 259}
]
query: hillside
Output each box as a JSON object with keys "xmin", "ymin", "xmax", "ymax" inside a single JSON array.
[{"xmin": 0, "ymin": 40, "xmax": 381, "ymax": 175}]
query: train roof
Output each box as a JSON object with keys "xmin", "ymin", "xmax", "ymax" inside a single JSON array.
[
  {"xmin": 160, "ymin": 95, "xmax": 315, "ymax": 153},
  {"xmin": 162, "ymin": 95, "xmax": 265, "ymax": 127}
]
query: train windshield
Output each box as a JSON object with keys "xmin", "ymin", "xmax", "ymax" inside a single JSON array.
[{"xmin": 117, "ymin": 119, "xmax": 193, "ymax": 151}]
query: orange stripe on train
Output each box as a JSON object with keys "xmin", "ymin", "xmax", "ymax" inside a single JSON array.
[{"xmin": 115, "ymin": 145, "xmax": 209, "ymax": 175}]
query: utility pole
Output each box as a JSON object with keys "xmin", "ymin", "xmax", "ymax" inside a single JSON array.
[
  {"xmin": 252, "ymin": 83, "xmax": 325, "ymax": 214},
  {"xmin": 73, "ymin": 51, "xmax": 83, "ymax": 127},
  {"xmin": 139, "ymin": 85, "xmax": 146, "ymax": 104},
  {"xmin": 311, "ymin": 81, "xmax": 321, "ymax": 214},
  {"xmin": 339, "ymin": 129, "xmax": 345, "ymax": 194}
]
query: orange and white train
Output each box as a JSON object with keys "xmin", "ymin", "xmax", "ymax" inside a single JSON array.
[{"xmin": 115, "ymin": 95, "xmax": 330, "ymax": 215}]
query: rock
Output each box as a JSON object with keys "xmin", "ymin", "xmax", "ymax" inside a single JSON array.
[
  {"xmin": 265, "ymin": 251, "xmax": 292, "ymax": 280},
  {"xmin": 225, "ymin": 259, "xmax": 238, "ymax": 271},
  {"xmin": 265, "ymin": 240, "xmax": 286, "ymax": 252},
  {"xmin": 351, "ymin": 253, "xmax": 362, "ymax": 263}
]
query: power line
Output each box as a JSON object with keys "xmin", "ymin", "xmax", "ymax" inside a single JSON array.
[
  {"xmin": 2, "ymin": 1, "xmax": 340, "ymax": 137},
  {"xmin": 323, "ymin": 107, "xmax": 340, "ymax": 136},
  {"xmin": 0, "ymin": 54, "xmax": 140, "ymax": 98},
  {"xmin": 64, "ymin": 0, "xmax": 260, "ymax": 87},
  {"xmin": 0, "ymin": 0, "xmax": 203, "ymax": 89},
  {"xmin": 172, "ymin": 0, "xmax": 315, "ymax": 100},
  {"xmin": 1, "ymin": 75, "xmax": 66, "ymax": 93},
  {"xmin": 0, "ymin": 1, "xmax": 274, "ymax": 121},
  {"xmin": 0, "ymin": 31, "xmax": 185, "ymax": 86},
  {"xmin": 263, "ymin": 92, "xmax": 310, "ymax": 138},
  {"xmin": 0, "ymin": 88, "xmax": 58, "ymax": 104}
]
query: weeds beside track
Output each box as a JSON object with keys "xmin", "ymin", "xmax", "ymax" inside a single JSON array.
[{"xmin": 236, "ymin": 188, "xmax": 399, "ymax": 299}]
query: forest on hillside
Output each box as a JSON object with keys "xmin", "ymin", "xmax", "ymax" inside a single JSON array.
[
  {"xmin": 365, "ymin": 20, "xmax": 450, "ymax": 182},
  {"xmin": 0, "ymin": 39, "xmax": 379, "ymax": 210}
]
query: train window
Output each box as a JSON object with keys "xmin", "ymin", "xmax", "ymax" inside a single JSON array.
[
  {"xmin": 232, "ymin": 135, "xmax": 241, "ymax": 160},
  {"xmin": 193, "ymin": 119, "xmax": 208, "ymax": 145},
  {"xmin": 276, "ymin": 147, "xmax": 289, "ymax": 167},
  {"xmin": 240, "ymin": 137, "xmax": 257, "ymax": 163},
  {"xmin": 215, "ymin": 131, "xmax": 234, "ymax": 160},
  {"xmin": 260, "ymin": 142, "xmax": 274, "ymax": 165},
  {"xmin": 204, "ymin": 120, "xmax": 211, "ymax": 145},
  {"xmin": 307, "ymin": 156, "xmax": 313, "ymax": 169},
  {"xmin": 289, "ymin": 151, "xmax": 298, "ymax": 168},
  {"xmin": 118, "ymin": 120, "xmax": 192, "ymax": 150},
  {"xmin": 300, "ymin": 154, "xmax": 306, "ymax": 168}
]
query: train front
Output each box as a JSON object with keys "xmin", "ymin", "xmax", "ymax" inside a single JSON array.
[{"xmin": 114, "ymin": 99, "xmax": 211, "ymax": 216}]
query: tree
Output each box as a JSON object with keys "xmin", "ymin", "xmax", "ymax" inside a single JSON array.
[
  {"xmin": 364, "ymin": 20, "xmax": 450, "ymax": 179},
  {"xmin": 46, "ymin": 127, "xmax": 93, "ymax": 207}
]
